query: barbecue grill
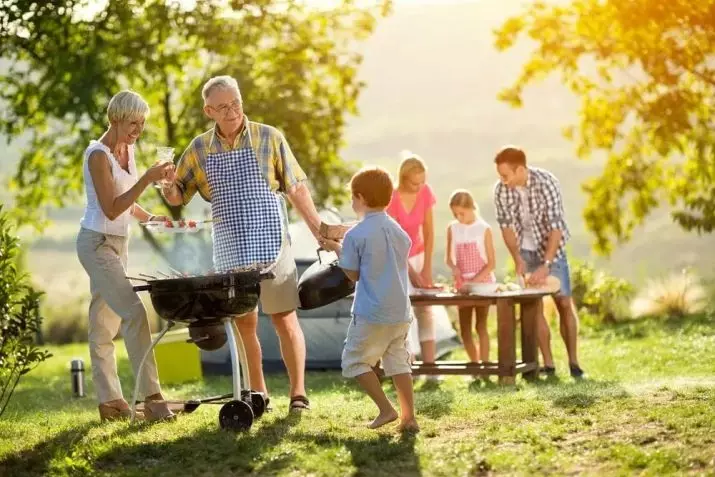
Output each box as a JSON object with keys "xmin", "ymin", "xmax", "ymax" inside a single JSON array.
[{"xmin": 129, "ymin": 269, "xmax": 274, "ymax": 431}]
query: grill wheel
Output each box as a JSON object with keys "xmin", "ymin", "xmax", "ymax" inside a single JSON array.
[{"xmin": 219, "ymin": 400, "xmax": 254, "ymax": 431}]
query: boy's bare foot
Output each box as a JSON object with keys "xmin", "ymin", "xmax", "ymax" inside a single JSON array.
[
  {"xmin": 369, "ymin": 409, "xmax": 398, "ymax": 429},
  {"xmin": 398, "ymin": 418, "xmax": 420, "ymax": 433}
]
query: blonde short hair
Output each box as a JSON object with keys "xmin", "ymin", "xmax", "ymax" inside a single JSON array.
[
  {"xmin": 449, "ymin": 189, "xmax": 479, "ymax": 214},
  {"xmin": 107, "ymin": 90, "xmax": 149, "ymax": 124},
  {"xmin": 202, "ymin": 75, "xmax": 243, "ymax": 103},
  {"xmin": 397, "ymin": 150, "xmax": 427, "ymax": 186}
]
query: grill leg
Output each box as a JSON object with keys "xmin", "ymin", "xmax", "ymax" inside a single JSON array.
[
  {"xmin": 233, "ymin": 320, "xmax": 251, "ymax": 393},
  {"xmin": 224, "ymin": 319, "xmax": 243, "ymax": 400},
  {"xmin": 131, "ymin": 320, "xmax": 174, "ymax": 424}
]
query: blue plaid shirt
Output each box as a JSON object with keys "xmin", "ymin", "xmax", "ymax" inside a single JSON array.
[{"xmin": 493, "ymin": 166, "xmax": 570, "ymax": 259}]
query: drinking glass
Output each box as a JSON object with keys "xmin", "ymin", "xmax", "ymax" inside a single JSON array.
[{"xmin": 153, "ymin": 146, "xmax": 175, "ymax": 189}]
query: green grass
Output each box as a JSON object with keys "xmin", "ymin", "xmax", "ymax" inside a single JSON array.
[{"xmin": 2, "ymin": 313, "xmax": 714, "ymax": 476}]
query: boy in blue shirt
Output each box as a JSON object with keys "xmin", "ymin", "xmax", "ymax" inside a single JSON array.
[{"xmin": 321, "ymin": 166, "xmax": 419, "ymax": 432}]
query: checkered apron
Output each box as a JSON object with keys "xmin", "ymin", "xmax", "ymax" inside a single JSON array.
[
  {"xmin": 206, "ymin": 140, "xmax": 283, "ymax": 272},
  {"xmin": 455, "ymin": 242, "xmax": 489, "ymax": 289}
]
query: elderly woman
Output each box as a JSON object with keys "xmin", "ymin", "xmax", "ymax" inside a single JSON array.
[
  {"xmin": 75, "ymin": 90, "xmax": 175, "ymax": 421},
  {"xmin": 386, "ymin": 151, "xmax": 438, "ymax": 373}
]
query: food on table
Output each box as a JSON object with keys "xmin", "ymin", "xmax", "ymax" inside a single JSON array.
[{"xmin": 495, "ymin": 281, "xmax": 522, "ymax": 293}]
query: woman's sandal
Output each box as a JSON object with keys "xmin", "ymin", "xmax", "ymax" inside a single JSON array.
[
  {"xmin": 289, "ymin": 395, "xmax": 310, "ymax": 412},
  {"xmin": 99, "ymin": 400, "xmax": 143, "ymax": 421},
  {"xmin": 144, "ymin": 395, "xmax": 177, "ymax": 422}
]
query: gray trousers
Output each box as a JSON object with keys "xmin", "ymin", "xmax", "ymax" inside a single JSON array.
[{"xmin": 76, "ymin": 227, "xmax": 162, "ymax": 403}]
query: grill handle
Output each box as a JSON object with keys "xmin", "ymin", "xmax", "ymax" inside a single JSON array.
[
  {"xmin": 127, "ymin": 276, "xmax": 152, "ymax": 292},
  {"xmin": 317, "ymin": 247, "xmax": 335, "ymax": 265}
]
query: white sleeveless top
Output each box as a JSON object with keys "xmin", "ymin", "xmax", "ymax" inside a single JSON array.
[
  {"xmin": 449, "ymin": 218, "xmax": 496, "ymax": 281},
  {"xmin": 79, "ymin": 141, "xmax": 138, "ymax": 237}
]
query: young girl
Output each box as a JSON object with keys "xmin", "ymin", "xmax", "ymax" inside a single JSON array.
[{"xmin": 445, "ymin": 189, "xmax": 496, "ymax": 364}]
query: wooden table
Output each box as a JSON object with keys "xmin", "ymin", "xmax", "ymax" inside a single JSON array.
[{"xmin": 408, "ymin": 291, "xmax": 552, "ymax": 385}]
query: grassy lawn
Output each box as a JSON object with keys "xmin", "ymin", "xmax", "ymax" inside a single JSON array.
[{"xmin": 1, "ymin": 313, "xmax": 714, "ymax": 476}]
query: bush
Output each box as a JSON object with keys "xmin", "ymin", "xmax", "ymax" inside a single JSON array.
[
  {"xmin": 570, "ymin": 259, "xmax": 635, "ymax": 324},
  {"xmin": 42, "ymin": 300, "xmax": 89, "ymax": 345},
  {"xmin": 630, "ymin": 269, "xmax": 709, "ymax": 319},
  {"xmin": 41, "ymin": 297, "xmax": 163, "ymax": 345},
  {"xmin": 0, "ymin": 206, "xmax": 52, "ymax": 417}
]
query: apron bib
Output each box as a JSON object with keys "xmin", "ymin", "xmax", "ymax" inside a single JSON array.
[
  {"xmin": 205, "ymin": 132, "xmax": 283, "ymax": 272},
  {"xmin": 455, "ymin": 242, "xmax": 489, "ymax": 289}
]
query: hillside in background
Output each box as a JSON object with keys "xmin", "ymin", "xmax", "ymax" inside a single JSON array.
[{"xmin": 1, "ymin": 0, "xmax": 712, "ymax": 305}]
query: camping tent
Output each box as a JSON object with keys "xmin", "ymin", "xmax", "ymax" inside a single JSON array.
[{"xmin": 200, "ymin": 210, "xmax": 460, "ymax": 375}]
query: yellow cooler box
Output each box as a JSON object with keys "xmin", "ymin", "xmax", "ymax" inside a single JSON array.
[{"xmin": 153, "ymin": 327, "xmax": 203, "ymax": 384}]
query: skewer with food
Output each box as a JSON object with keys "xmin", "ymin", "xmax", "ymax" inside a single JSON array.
[{"xmin": 140, "ymin": 218, "xmax": 218, "ymax": 233}]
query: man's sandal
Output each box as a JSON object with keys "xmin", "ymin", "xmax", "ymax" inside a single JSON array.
[{"xmin": 289, "ymin": 395, "xmax": 310, "ymax": 412}]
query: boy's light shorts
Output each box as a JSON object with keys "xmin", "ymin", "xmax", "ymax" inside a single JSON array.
[{"xmin": 341, "ymin": 317, "xmax": 412, "ymax": 378}]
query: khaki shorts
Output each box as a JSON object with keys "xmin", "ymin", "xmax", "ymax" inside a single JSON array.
[
  {"xmin": 342, "ymin": 317, "xmax": 412, "ymax": 378},
  {"xmin": 258, "ymin": 241, "xmax": 300, "ymax": 315}
]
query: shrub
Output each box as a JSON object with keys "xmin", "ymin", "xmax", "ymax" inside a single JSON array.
[
  {"xmin": 630, "ymin": 269, "xmax": 709, "ymax": 319},
  {"xmin": 41, "ymin": 297, "xmax": 163, "ymax": 345},
  {"xmin": 42, "ymin": 300, "xmax": 89, "ymax": 345},
  {"xmin": 570, "ymin": 259, "xmax": 635, "ymax": 324},
  {"xmin": 0, "ymin": 206, "xmax": 52, "ymax": 417}
]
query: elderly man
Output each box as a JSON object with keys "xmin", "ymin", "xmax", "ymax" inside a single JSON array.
[
  {"xmin": 492, "ymin": 146, "xmax": 584, "ymax": 378},
  {"xmin": 162, "ymin": 75, "xmax": 324, "ymax": 411}
]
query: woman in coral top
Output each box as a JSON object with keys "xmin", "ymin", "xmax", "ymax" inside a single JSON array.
[{"xmin": 386, "ymin": 151, "xmax": 437, "ymax": 369}]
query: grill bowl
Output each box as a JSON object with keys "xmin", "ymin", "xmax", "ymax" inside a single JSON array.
[
  {"xmin": 149, "ymin": 284, "xmax": 261, "ymax": 324},
  {"xmin": 134, "ymin": 271, "xmax": 271, "ymax": 324}
]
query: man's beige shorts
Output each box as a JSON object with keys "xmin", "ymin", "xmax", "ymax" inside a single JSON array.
[
  {"xmin": 342, "ymin": 318, "xmax": 412, "ymax": 378},
  {"xmin": 258, "ymin": 241, "xmax": 301, "ymax": 315}
]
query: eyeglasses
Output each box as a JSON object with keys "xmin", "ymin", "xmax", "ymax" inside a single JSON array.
[{"xmin": 209, "ymin": 100, "xmax": 242, "ymax": 117}]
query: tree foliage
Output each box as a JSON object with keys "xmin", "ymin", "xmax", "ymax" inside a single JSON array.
[
  {"xmin": 0, "ymin": 0, "xmax": 391, "ymax": 235},
  {"xmin": 0, "ymin": 206, "xmax": 52, "ymax": 418},
  {"xmin": 494, "ymin": 0, "xmax": 715, "ymax": 255}
]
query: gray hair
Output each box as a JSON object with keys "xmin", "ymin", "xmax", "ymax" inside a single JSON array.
[
  {"xmin": 202, "ymin": 75, "xmax": 243, "ymax": 103},
  {"xmin": 107, "ymin": 90, "xmax": 150, "ymax": 123}
]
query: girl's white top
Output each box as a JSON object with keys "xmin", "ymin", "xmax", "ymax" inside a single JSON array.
[
  {"xmin": 79, "ymin": 140, "xmax": 138, "ymax": 237},
  {"xmin": 449, "ymin": 218, "xmax": 495, "ymax": 280}
]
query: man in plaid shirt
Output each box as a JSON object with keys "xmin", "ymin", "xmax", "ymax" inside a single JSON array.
[
  {"xmin": 493, "ymin": 146, "xmax": 584, "ymax": 378},
  {"xmin": 162, "ymin": 76, "xmax": 324, "ymax": 411}
]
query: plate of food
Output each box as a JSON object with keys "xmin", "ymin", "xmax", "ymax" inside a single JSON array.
[
  {"xmin": 461, "ymin": 283, "xmax": 499, "ymax": 295},
  {"xmin": 462, "ymin": 275, "xmax": 560, "ymax": 297},
  {"xmin": 141, "ymin": 218, "xmax": 216, "ymax": 233},
  {"xmin": 412, "ymin": 284, "xmax": 447, "ymax": 296}
]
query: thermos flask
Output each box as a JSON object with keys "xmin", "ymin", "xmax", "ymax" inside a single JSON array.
[{"xmin": 70, "ymin": 358, "xmax": 86, "ymax": 398}]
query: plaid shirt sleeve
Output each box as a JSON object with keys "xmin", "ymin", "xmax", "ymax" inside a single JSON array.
[
  {"xmin": 541, "ymin": 171, "xmax": 568, "ymax": 232},
  {"xmin": 493, "ymin": 181, "xmax": 515, "ymax": 230},
  {"xmin": 174, "ymin": 140, "xmax": 201, "ymax": 205},
  {"xmin": 274, "ymin": 131, "xmax": 307, "ymax": 193}
]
